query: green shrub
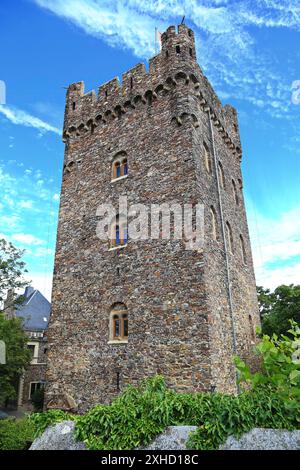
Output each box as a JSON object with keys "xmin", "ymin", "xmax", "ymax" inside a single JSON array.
[
  {"xmin": 234, "ymin": 319, "xmax": 300, "ymax": 418},
  {"xmin": 21, "ymin": 321, "xmax": 300, "ymax": 451},
  {"xmin": 0, "ymin": 417, "xmax": 35, "ymax": 450},
  {"xmin": 29, "ymin": 409, "xmax": 76, "ymax": 438},
  {"xmin": 186, "ymin": 387, "xmax": 296, "ymax": 450}
]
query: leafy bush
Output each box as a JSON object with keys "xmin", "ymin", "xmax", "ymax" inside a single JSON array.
[
  {"xmin": 234, "ymin": 320, "xmax": 300, "ymax": 417},
  {"xmin": 0, "ymin": 417, "xmax": 35, "ymax": 450},
  {"xmin": 29, "ymin": 409, "xmax": 76, "ymax": 438},
  {"xmin": 23, "ymin": 321, "xmax": 300, "ymax": 451},
  {"xmin": 186, "ymin": 387, "xmax": 296, "ymax": 450}
]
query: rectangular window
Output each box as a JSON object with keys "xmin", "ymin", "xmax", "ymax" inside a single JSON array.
[{"xmin": 29, "ymin": 382, "xmax": 44, "ymax": 399}]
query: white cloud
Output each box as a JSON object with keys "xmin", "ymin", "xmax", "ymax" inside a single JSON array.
[
  {"xmin": 53, "ymin": 193, "xmax": 60, "ymax": 201},
  {"xmin": 11, "ymin": 233, "xmax": 44, "ymax": 246},
  {"xmin": 248, "ymin": 202, "xmax": 300, "ymax": 290},
  {"xmin": 0, "ymin": 104, "xmax": 60, "ymax": 135},
  {"xmin": 19, "ymin": 200, "xmax": 34, "ymax": 209},
  {"xmin": 31, "ymin": 0, "xmax": 299, "ymax": 121}
]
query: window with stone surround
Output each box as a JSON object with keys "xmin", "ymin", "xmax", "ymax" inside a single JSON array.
[
  {"xmin": 29, "ymin": 381, "xmax": 44, "ymax": 399},
  {"xmin": 110, "ymin": 303, "xmax": 128, "ymax": 342},
  {"xmin": 226, "ymin": 221, "xmax": 234, "ymax": 253},
  {"xmin": 210, "ymin": 206, "xmax": 218, "ymax": 241},
  {"xmin": 203, "ymin": 142, "xmax": 212, "ymax": 174},
  {"xmin": 111, "ymin": 214, "xmax": 128, "ymax": 248},
  {"xmin": 27, "ymin": 341, "xmax": 39, "ymax": 364},
  {"xmin": 112, "ymin": 151, "xmax": 128, "ymax": 181}
]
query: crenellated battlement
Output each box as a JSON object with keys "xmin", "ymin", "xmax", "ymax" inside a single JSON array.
[{"xmin": 63, "ymin": 25, "xmax": 241, "ymax": 159}]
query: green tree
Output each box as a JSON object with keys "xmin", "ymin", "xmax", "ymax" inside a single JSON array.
[
  {"xmin": 0, "ymin": 238, "xmax": 28, "ymax": 311},
  {"xmin": 258, "ymin": 284, "xmax": 300, "ymax": 337},
  {"xmin": 0, "ymin": 314, "xmax": 31, "ymax": 405},
  {"xmin": 0, "ymin": 239, "xmax": 30, "ymax": 405}
]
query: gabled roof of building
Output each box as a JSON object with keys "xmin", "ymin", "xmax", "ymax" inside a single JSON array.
[{"xmin": 15, "ymin": 286, "xmax": 51, "ymax": 332}]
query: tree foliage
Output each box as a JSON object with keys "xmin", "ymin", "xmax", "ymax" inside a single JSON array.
[
  {"xmin": 0, "ymin": 314, "xmax": 31, "ymax": 405},
  {"xmin": 258, "ymin": 284, "xmax": 300, "ymax": 336},
  {"xmin": 0, "ymin": 238, "xmax": 28, "ymax": 310}
]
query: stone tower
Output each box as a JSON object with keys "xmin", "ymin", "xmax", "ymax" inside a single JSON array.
[{"xmin": 46, "ymin": 25, "xmax": 260, "ymax": 413}]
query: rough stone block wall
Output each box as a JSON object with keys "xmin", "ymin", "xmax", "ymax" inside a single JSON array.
[{"xmin": 46, "ymin": 24, "xmax": 260, "ymax": 412}]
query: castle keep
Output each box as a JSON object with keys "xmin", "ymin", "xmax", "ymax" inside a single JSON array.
[{"xmin": 46, "ymin": 25, "xmax": 260, "ymax": 412}]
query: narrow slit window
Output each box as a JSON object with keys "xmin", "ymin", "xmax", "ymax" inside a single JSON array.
[
  {"xmin": 240, "ymin": 235, "xmax": 247, "ymax": 265},
  {"xmin": 218, "ymin": 162, "xmax": 225, "ymax": 189},
  {"xmin": 176, "ymin": 45, "xmax": 180, "ymax": 54},
  {"xmin": 210, "ymin": 206, "xmax": 218, "ymax": 241},
  {"xmin": 226, "ymin": 222, "xmax": 234, "ymax": 253},
  {"xmin": 204, "ymin": 143, "xmax": 212, "ymax": 174}
]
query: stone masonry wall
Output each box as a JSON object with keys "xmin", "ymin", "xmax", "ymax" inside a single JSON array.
[{"xmin": 46, "ymin": 24, "xmax": 260, "ymax": 412}]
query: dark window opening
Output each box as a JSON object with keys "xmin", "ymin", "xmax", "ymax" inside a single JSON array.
[
  {"xmin": 176, "ymin": 45, "xmax": 180, "ymax": 54},
  {"xmin": 105, "ymin": 90, "xmax": 108, "ymax": 97},
  {"xmin": 29, "ymin": 382, "xmax": 44, "ymax": 399},
  {"xmin": 123, "ymin": 314, "xmax": 128, "ymax": 337},
  {"xmin": 117, "ymin": 267, "xmax": 120, "ymax": 276},
  {"xmin": 116, "ymin": 372, "xmax": 120, "ymax": 391},
  {"xmin": 189, "ymin": 48, "xmax": 193, "ymax": 57},
  {"xmin": 130, "ymin": 77, "xmax": 133, "ymax": 89},
  {"xmin": 166, "ymin": 50, "xmax": 169, "ymax": 58},
  {"xmin": 113, "ymin": 316, "xmax": 120, "ymax": 337},
  {"xmin": 72, "ymin": 102, "xmax": 76, "ymax": 110},
  {"xmin": 249, "ymin": 315, "xmax": 255, "ymax": 340}
]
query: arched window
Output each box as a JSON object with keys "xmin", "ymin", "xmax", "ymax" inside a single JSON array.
[
  {"xmin": 240, "ymin": 235, "xmax": 247, "ymax": 264},
  {"xmin": 232, "ymin": 179, "xmax": 239, "ymax": 205},
  {"xmin": 226, "ymin": 221, "xmax": 234, "ymax": 253},
  {"xmin": 218, "ymin": 161, "xmax": 225, "ymax": 189},
  {"xmin": 112, "ymin": 152, "xmax": 128, "ymax": 180},
  {"xmin": 110, "ymin": 303, "xmax": 128, "ymax": 341},
  {"xmin": 210, "ymin": 206, "xmax": 218, "ymax": 241},
  {"xmin": 111, "ymin": 214, "xmax": 128, "ymax": 248},
  {"xmin": 203, "ymin": 142, "xmax": 212, "ymax": 174}
]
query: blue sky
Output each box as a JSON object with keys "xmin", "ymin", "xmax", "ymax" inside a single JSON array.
[{"xmin": 0, "ymin": 0, "xmax": 299, "ymax": 300}]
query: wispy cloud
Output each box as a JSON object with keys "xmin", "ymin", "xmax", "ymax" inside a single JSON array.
[
  {"xmin": 11, "ymin": 233, "xmax": 44, "ymax": 246},
  {"xmin": 248, "ymin": 201, "xmax": 300, "ymax": 290},
  {"xmin": 0, "ymin": 104, "xmax": 60, "ymax": 135},
  {"xmin": 31, "ymin": 0, "xmax": 299, "ymax": 121}
]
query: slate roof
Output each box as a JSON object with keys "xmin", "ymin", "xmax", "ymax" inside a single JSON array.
[{"xmin": 15, "ymin": 286, "xmax": 51, "ymax": 332}]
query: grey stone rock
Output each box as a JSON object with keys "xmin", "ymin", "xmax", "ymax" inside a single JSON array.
[
  {"xmin": 220, "ymin": 428, "xmax": 300, "ymax": 450},
  {"xmin": 140, "ymin": 426, "xmax": 197, "ymax": 450},
  {"xmin": 29, "ymin": 420, "xmax": 86, "ymax": 450}
]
